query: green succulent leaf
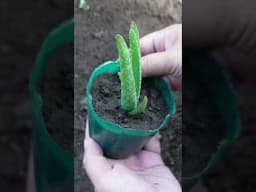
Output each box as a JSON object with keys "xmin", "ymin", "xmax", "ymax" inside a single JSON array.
[
  {"xmin": 116, "ymin": 22, "xmax": 148, "ymax": 115},
  {"xmin": 129, "ymin": 96, "xmax": 148, "ymax": 115},
  {"xmin": 116, "ymin": 34, "xmax": 137, "ymax": 111},
  {"xmin": 129, "ymin": 21, "xmax": 141, "ymax": 99}
]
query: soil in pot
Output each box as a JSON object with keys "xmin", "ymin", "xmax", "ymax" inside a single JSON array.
[
  {"xmin": 182, "ymin": 72, "xmax": 225, "ymax": 177},
  {"xmin": 40, "ymin": 43, "xmax": 74, "ymax": 154},
  {"xmin": 92, "ymin": 74, "xmax": 168, "ymax": 130}
]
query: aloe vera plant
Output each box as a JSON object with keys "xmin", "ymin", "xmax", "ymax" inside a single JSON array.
[{"xmin": 116, "ymin": 22, "xmax": 148, "ymax": 115}]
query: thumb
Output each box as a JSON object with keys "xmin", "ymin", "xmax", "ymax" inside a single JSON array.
[
  {"xmin": 144, "ymin": 134, "xmax": 161, "ymax": 154},
  {"xmin": 83, "ymin": 138, "xmax": 112, "ymax": 182},
  {"xmin": 141, "ymin": 51, "xmax": 181, "ymax": 78}
]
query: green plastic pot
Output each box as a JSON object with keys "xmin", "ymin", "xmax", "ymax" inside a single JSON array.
[
  {"xmin": 182, "ymin": 50, "xmax": 241, "ymax": 189},
  {"xmin": 86, "ymin": 61, "xmax": 176, "ymax": 159},
  {"xmin": 29, "ymin": 20, "xmax": 74, "ymax": 192}
]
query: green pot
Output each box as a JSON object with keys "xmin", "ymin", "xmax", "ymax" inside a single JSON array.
[
  {"xmin": 86, "ymin": 61, "xmax": 176, "ymax": 159},
  {"xmin": 182, "ymin": 50, "xmax": 241, "ymax": 189},
  {"xmin": 29, "ymin": 20, "xmax": 74, "ymax": 192}
]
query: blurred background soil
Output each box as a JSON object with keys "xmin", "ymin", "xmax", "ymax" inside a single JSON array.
[
  {"xmin": 189, "ymin": 80, "xmax": 256, "ymax": 192},
  {"xmin": 74, "ymin": 0, "xmax": 181, "ymax": 191},
  {"xmin": 0, "ymin": 1, "xmax": 72, "ymax": 191},
  {"xmin": 198, "ymin": 82, "xmax": 256, "ymax": 192}
]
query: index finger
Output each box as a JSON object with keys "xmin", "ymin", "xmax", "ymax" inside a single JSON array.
[{"xmin": 140, "ymin": 28, "xmax": 166, "ymax": 56}]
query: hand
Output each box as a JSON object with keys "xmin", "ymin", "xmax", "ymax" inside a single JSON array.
[
  {"xmin": 183, "ymin": 0, "xmax": 256, "ymax": 83},
  {"xmin": 183, "ymin": 0, "xmax": 256, "ymax": 54},
  {"xmin": 140, "ymin": 24, "xmax": 182, "ymax": 90},
  {"xmin": 83, "ymin": 121, "xmax": 181, "ymax": 192}
]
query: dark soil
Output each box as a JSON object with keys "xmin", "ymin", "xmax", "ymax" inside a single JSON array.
[
  {"xmin": 92, "ymin": 74, "xmax": 168, "ymax": 130},
  {"xmin": 0, "ymin": 0, "xmax": 72, "ymax": 191},
  {"xmin": 161, "ymin": 91, "xmax": 182, "ymax": 180},
  {"xmin": 74, "ymin": 0, "xmax": 181, "ymax": 191},
  {"xmin": 41, "ymin": 44, "xmax": 74, "ymax": 153},
  {"xmin": 182, "ymin": 74, "xmax": 224, "ymax": 177}
]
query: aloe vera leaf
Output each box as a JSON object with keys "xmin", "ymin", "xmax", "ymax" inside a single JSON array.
[
  {"xmin": 129, "ymin": 21, "xmax": 141, "ymax": 99},
  {"xmin": 131, "ymin": 21, "xmax": 139, "ymax": 40},
  {"xmin": 116, "ymin": 34, "xmax": 137, "ymax": 111},
  {"xmin": 129, "ymin": 96, "xmax": 148, "ymax": 115}
]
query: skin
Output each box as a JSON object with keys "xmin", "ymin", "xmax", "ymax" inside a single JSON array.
[
  {"xmin": 83, "ymin": 121, "xmax": 181, "ymax": 192},
  {"xmin": 183, "ymin": 0, "xmax": 256, "ymax": 83},
  {"xmin": 140, "ymin": 24, "xmax": 182, "ymax": 90},
  {"xmin": 183, "ymin": 0, "xmax": 256, "ymax": 53}
]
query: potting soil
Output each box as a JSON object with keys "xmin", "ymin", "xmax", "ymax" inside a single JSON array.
[{"xmin": 92, "ymin": 74, "xmax": 168, "ymax": 130}]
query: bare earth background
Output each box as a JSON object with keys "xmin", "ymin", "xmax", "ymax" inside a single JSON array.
[
  {"xmin": 74, "ymin": 0, "xmax": 182, "ymax": 191},
  {"xmin": 0, "ymin": 1, "xmax": 72, "ymax": 191}
]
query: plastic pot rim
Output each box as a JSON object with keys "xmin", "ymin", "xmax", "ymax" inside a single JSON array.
[
  {"xmin": 182, "ymin": 50, "xmax": 241, "ymax": 187},
  {"xmin": 29, "ymin": 19, "xmax": 74, "ymax": 173},
  {"xmin": 86, "ymin": 60, "xmax": 176, "ymax": 137}
]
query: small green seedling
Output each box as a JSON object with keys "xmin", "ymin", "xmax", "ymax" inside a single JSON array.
[
  {"xmin": 116, "ymin": 22, "xmax": 148, "ymax": 115},
  {"xmin": 78, "ymin": 0, "xmax": 89, "ymax": 10}
]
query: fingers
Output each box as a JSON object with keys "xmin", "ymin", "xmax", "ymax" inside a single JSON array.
[
  {"xmin": 83, "ymin": 138, "xmax": 112, "ymax": 182},
  {"xmin": 144, "ymin": 134, "xmax": 161, "ymax": 154},
  {"xmin": 140, "ymin": 28, "xmax": 166, "ymax": 56},
  {"xmin": 141, "ymin": 51, "xmax": 182, "ymax": 78},
  {"xmin": 84, "ymin": 119, "xmax": 113, "ymax": 186},
  {"xmin": 140, "ymin": 24, "xmax": 181, "ymax": 55},
  {"xmin": 140, "ymin": 24, "xmax": 182, "ymax": 80}
]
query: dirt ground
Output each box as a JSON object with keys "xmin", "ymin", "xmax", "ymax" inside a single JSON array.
[
  {"xmin": 74, "ymin": 0, "xmax": 182, "ymax": 191},
  {"xmin": 0, "ymin": 1, "xmax": 72, "ymax": 191}
]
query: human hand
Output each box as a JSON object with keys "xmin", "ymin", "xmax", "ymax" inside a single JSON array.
[
  {"xmin": 83, "ymin": 121, "xmax": 181, "ymax": 192},
  {"xmin": 183, "ymin": 0, "xmax": 256, "ymax": 83},
  {"xmin": 140, "ymin": 24, "xmax": 182, "ymax": 90}
]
